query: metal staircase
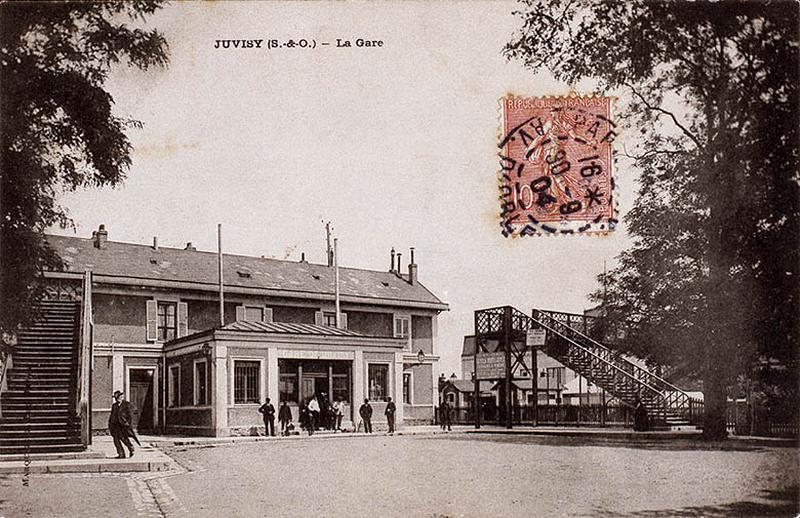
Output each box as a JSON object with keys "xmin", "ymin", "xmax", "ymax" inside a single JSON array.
[
  {"xmin": 0, "ymin": 300, "xmax": 83, "ymax": 454},
  {"xmin": 474, "ymin": 306, "xmax": 703, "ymax": 428}
]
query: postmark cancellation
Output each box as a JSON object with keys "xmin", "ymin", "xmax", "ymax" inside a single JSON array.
[{"xmin": 498, "ymin": 95, "xmax": 618, "ymax": 236}]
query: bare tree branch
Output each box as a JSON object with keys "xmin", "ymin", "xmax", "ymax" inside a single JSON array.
[{"xmin": 625, "ymin": 82, "xmax": 703, "ymax": 149}]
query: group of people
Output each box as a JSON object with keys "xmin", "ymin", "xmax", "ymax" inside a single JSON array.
[
  {"xmin": 257, "ymin": 394, "xmax": 398, "ymax": 436},
  {"xmin": 357, "ymin": 396, "xmax": 397, "ymax": 433}
]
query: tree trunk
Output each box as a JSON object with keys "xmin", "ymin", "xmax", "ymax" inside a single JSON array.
[{"xmin": 702, "ymin": 358, "xmax": 728, "ymax": 440}]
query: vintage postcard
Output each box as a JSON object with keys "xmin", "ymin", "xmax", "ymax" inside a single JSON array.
[{"xmin": 0, "ymin": 1, "xmax": 797, "ymax": 517}]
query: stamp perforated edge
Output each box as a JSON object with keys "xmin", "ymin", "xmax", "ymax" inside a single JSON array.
[{"xmin": 496, "ymin": 92, "xmax": 620, "ymax": 237}]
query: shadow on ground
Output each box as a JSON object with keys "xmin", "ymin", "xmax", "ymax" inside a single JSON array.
[
  {"xmin": 427, "ymin": 432, "xmax": 791, "ymax": 452},
  {"xmin": 590, "ymin": 486, "xmax": 799, "ymax": 517}
]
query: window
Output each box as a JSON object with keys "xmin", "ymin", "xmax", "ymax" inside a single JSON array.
[
  {"xmin": 279, "ymin": 360, "xmax": 298, "ymax": 403},
  {"xmin": 234, "ymin": 360, "xmax": 260, "ymax": 404},
  {"xmin": 168, "ymin": 365, "xmax": 180, "ymax": 407},
  {"xmin": 316, "ymin": 311, "xmax": 347, "ymax": 329},
  {"xmin": 368, "ymin": 364, "xmax": 389, "ymax": 401},
  {"xmin": 394, "ymin": 316, "xmax": 410, "ymax": 338},
  {"xmin": 332, "ymin": 362, "xmax": 351, "ymax": 403},
  {"xmin": 194, "ymin": 360, "xmax": 208, "ymax": 406},
  {"xmin": 236, "ymin": 305, "xmax": 272, "ymax": 323},
  {"xmin": 323, "ymin": 312, "xmax": 337, "ymax": 327},
  {"xmin": 158, "ymin": 302, "xmax": 177, "ymax": 342},
  {"xmin": 245, "ymin": 306, "xmax": 264, "ymax": 322},
  {"xmin": 403, "ymin": 372, "xmax": 412, "ymax": 404}
]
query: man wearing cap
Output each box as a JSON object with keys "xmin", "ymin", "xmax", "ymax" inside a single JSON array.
[{"xmin": 108, "ymin": 390, "xmax": 136, "ymax": 458}]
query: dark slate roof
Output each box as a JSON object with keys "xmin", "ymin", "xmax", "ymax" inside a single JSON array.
[
  {"xmin": 46, "ymin": 235, "xmax": 447, "ymax": 309},
  {"xmin": 221, "ymin": 320, "xmax": 363, "ymax": 337}
]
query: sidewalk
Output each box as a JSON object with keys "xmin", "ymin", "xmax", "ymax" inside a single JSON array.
[{"xmin": 0, "ymin": 436, "xmax": 174, "ymax": 474}]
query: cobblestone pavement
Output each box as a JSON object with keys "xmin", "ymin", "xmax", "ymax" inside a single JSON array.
[{"xmin": 1, "ymin": 433, "xmax": 797, "ymax": 517}]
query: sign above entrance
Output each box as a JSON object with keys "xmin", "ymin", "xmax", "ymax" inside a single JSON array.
[
  {"xmin": 526, "ymin": 329, "xmax": 546, "ymax": 347},
  {"xmin": 475, "ymin": 352, "xmax": 506, "ymax": 379}
]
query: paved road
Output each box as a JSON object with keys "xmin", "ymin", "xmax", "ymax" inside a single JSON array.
[{"xmin": 1, "ymin": 433, "xmax": 797, "ymax": 517}]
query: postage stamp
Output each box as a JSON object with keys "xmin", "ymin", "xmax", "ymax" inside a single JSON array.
[{"xmin": 498, "ymin": 95, "xmax": 617, "ymax": 236}]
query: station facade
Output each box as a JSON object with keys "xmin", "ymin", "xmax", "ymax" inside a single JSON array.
[{"xmin": 44, "ymin": 226, "xmax": 447, "ymax": 436}]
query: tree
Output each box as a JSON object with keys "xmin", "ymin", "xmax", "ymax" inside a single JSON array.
[
  {"xmin": 0, "ymin": 2, "xmax": 168, "ymax": 341},
  {"xmin": 505, "ymin": 1, "xmax": 799, "ymax": 439}
]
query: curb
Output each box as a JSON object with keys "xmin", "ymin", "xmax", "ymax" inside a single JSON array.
[{"xmin": 0, "ymin": 459, "xmax": 174, "ymax": 475}]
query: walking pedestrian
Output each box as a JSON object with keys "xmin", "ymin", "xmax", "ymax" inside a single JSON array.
[
  {"xmin": 385, "ymin": 396, "xmax": 396, "ymax": 434},
  {"xmin": 108, "ymin": 390, "xmax": 138, "ymax": 459},
  {"xmin": 258, "ymin": 397, "xmax": 276, "ymax": 436},
  {"xmin": 278, "ymin": 400, "xmax": 293, "ymax": 436},
  {"xmin": 359, "ymin": 398, "xmax": 373, "ymax": 433}
]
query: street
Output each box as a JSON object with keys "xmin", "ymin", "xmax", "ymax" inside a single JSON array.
[{"xmin": 1, "ymin": 432, "xmax": 797, "ymax": 517}]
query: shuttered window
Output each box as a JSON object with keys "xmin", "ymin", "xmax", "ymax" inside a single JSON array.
[{"xmin": 157, "ymin": 302, "xmax": 177, "ymax": 342}]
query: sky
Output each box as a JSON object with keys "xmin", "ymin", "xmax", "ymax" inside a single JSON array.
[{"xmin": 51, "ymin": 1, "xmax": 637, "ymax": 378}]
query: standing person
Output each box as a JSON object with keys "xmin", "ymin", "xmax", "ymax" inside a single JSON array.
[
  {"xmin": 307, "ymin": 395, "xmax": 320, "ymax": 435},
  {"xmin": 318, "ymin": 392, "xmax": 329, "ymax": 430},
  {"xmin": 359, "ymin": 398, "xmax": 373, "ymax": 433},
  {"xmin": 258, "ymin": 397, "xmax": 276, "ymax": 436},
  {"xmin": 440, "ymin": 399, "xmax": 452, "ymax": 432},
  {"xmin": 332, "ymin": 399, "xmax": 344, "ymax": 432},
  {"xmin": 278, "ymin": 400, "xmax": 292, "ymax": 436},
  {"xmin": 108, "ymin": 390, "xmax": 137, "ymax": 459},
  {"xmin": 385, "ymin": 396, "xmax": 397, "ymax": 434}
]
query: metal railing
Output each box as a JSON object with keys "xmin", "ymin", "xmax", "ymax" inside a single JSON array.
[
  {"xmin": 533, "ymin": 309, "xmax": 703, "ymax": 424},
  {"xmin": 75, "ymin": 270, "xmax": 93, "ymax": 447}
]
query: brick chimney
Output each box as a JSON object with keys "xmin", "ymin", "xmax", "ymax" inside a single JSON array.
[
  {"xmin": 93, "ymin": 224, "xmax": 108, "ymax": 249},
  {"xmin": 408, "ymin": 247, "xmax": 417, "ymax": 285}
]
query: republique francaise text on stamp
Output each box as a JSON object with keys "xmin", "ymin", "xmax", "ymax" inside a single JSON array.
[{"xmin": 498, "ymin": 95, "xmax": 617, "ymax": 236}]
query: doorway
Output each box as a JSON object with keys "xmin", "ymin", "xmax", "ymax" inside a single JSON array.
[{"xmin": 128, "ymin": 367, "xmax": 157, "ymax": 432}]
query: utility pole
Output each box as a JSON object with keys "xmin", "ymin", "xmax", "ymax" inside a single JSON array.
[
  {"xmin": 325, "ymin": 221, "xmax": 333, "ymax": 267},
  {"xmin": 218, "ymin": 223, "xmax": 224, "ymax": 326},
  {"xmin": 334, "ymin": 237, "xmax": 341, "ymax": 328}
]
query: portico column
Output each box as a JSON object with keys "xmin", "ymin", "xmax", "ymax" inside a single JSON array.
[
  {"xmin": 212, "ymin": 344, "xmax": 228, "ymax": 436},
  {"xmin": 267, "ymin": 347, "xmax": 279, "ymax": 402},
  {"xmin": 353, "ymin": 350, "xmax": 364, "ymax": 422},
  {"xmin": 394, "ymin": 351, "xmax": 404, "ymax": 429}
]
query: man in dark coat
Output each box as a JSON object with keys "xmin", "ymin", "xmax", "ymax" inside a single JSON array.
[
  {"xmin": 359, "ymin": 398, "xmax": 373, "ymax": 433},
  {"xmin": 440, "ymin": 399, "xmax": 452, "ymax": 432},
  {"xmin": 258, "ymin": 397, "xmax": 276, "ymax": 436},
  {"xmin": 108, "ymin": 390, "xmax": 137, "ymax": 458},
  {"xmin": 633, "ymin": 399, "xmax": 650, "ymax": 432},
  {"xmin": 278, "ymin": 400, "xmax": 293, "ymax": 436},
  {"xmin": 385, "ymin": 396, "xmax": 397, "ymax": 434}
]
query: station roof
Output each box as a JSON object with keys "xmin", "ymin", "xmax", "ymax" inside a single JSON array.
[
  {"xmin": 45, "ymin": 234, "xmax": 448, "ymax": 311},
  {"xmin": 220, "ymin": 320, "xmax": 363, "ymax": 337}
]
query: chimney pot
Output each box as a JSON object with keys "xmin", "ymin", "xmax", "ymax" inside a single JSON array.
[
  {"xmin": 396, "ymin": 253, "xmax": 402, "ymax": 276},
  {"xmin": 94, "ymin": 225, "xmax": 108, "ymax": 249},
  {"xmin": 390, "ymin": 247, "xmax": 396, "ymax": 272},
  {"xmin": 300, "ymin": 252, "xmax": 306, "ymax": 263},
  {"xmin": 184, "ymin": 242, "xmax": 196, "ymax": 251},
  {"xmin": 408, "ymin": 253, "xmax": 418, "ymax": 285},
  {"xmin": 153, "ymin": 236, "xmax": 159, "ymax": 250}
]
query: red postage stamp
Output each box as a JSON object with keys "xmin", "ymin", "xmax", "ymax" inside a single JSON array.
[{"xmin": 498, "ymin": 95, "xmax": 617, "ymax": 236}]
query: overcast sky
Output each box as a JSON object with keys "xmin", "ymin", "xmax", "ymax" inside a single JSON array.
[{"xmin": 51, "ymin": 1, "xmax": 636, "ymax": 377}]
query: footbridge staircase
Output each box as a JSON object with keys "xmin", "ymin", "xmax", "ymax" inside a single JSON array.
[{"xmin": 474, "ymin": 306, "xmax": 703, "ymax": 428}]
